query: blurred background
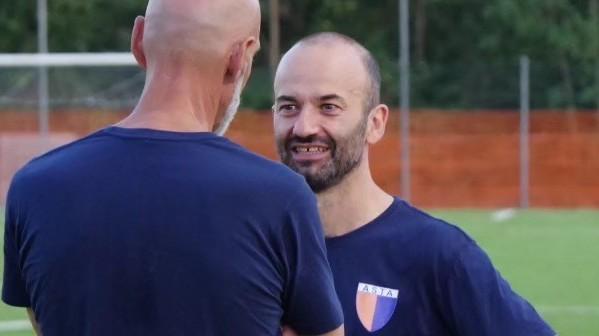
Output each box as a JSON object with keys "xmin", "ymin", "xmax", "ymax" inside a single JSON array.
[
  {"xmin": 1, "ymin": 0, "xmax": 598, "ymax": 207},
  {"xmin": 0, "ymin": 0, "xmax": 598, "ymax": 335}
]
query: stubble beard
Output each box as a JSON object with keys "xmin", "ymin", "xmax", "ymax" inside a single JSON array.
[{"xmin": 278, "ymin": 115, "xmax": 368, "ymax": 193}]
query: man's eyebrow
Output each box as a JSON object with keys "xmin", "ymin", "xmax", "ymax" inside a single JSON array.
[
  {"xmin": 275, "ymin": 95, "xmax": 298, "ymax": 103},
  {"xmin": 319, "ymin": 94, "xmax": 347, "ymax": 106}
]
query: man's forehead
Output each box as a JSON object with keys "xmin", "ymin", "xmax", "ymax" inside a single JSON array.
[
  {"xmin": 275, "ymin": 55, "xmax": 366, "ymax": 96},
  {"xmin": 276, "ymin": 44, "xmax": 366, "ymax": 90},
  {"xmin": 275, "ymin": 81, "xmax": 361, "ymax": 103},
  {"xmin": 280, "ymin": 44, "xmax": 361, "ymax": 73}
]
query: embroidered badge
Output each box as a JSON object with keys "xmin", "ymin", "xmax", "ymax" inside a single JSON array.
[{"xmin": 356, "ymin": 282, "xmax": 398, "ymax": 332}]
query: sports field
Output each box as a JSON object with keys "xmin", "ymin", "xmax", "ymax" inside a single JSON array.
[{"xmin": 0, "ymin": 209, "xmax": 597, "ymax": 335}]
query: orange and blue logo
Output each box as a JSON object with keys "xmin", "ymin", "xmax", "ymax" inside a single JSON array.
[{"xmin": 356, "ymin": 282, "xmax": 398, "ymax": 332}]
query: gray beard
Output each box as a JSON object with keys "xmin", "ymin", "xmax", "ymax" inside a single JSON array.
[{"xmin": 215, "ymin": 79, "xmax": 243, "ymax": 136}]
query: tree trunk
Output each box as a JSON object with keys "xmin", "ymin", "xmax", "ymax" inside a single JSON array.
[
  {"xmin": 559, "ymin": 56, "xmax": 577, "ymax": 131},
  {"xmin": 414, "ymin": 0, "xmax": 427, "ymax": 63},
  {"xmin": 269, "ymin": 0, "xmax": 281, "ymax": 79},
  {"xmin": 591, "ymin": 0, "xmax": 599, "ymax": 123}
]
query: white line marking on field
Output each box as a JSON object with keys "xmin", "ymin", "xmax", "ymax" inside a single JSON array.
[
  {"xmin": 0, "ymin": 320, "xmax": 31, "ymax": 332},
  {"xmin": 538, "ymin": 305, "xmax": 599, "ymax": 315},
  {"xmin": 491, "ymin": 208, "xmax": 517, "ymax": 222}
]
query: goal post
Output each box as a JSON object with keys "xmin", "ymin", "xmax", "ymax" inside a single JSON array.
[
  {"xmin": 0, "ymin": 52, "xmax": 143, "ymax": 134},
  {"xmin": 0, "ymin": 53, "xmax": 136, "ymax": 67}
]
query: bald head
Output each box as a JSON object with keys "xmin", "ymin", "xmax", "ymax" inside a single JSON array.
[
  {"xmin": 126, "ymin": 0, "xmax": 261, "ymax": 134},
  {"xmin": 141, "ymin": 0, "xmax": 260, "ymax": 68},
  {"xmin": 278, "ymin": 33, "xmax": 381, "ymax": 111}
]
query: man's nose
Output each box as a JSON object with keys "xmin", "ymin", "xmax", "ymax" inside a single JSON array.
[{"xmin": 292, "ymin": 108, "xmax": 320, "ymax": 138}]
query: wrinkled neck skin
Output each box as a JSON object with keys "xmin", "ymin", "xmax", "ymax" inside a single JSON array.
[
  {"xmin": 117, "ymin": 62, "xmax": 224, "ymax": 133},
  {"xmin": 317, "ymin": 152, "xmax": 394, "ymax": 238}
]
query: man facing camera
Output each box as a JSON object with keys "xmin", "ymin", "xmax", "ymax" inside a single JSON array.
[{"xmin": 274, "ymin": 32, "xmax": 555, "ymax": 336}]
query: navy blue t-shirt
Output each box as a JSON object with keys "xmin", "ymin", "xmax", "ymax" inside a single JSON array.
[
  {"xmin": 3, "ymin": 127, "xmax": 343, "ymax": 336},
  {"xmin": 326, "ymin": 198, "xmax": 555, "ymax": 336}
]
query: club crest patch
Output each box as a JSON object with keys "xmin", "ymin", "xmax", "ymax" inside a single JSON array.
[{"xmin": 355, "ymin": 282, "xmax": 398, "ymax": 332}]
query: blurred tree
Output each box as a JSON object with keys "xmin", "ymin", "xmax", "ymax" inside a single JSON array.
[
  {"xmin": 48, "ymin": 0, "xmax": 146, "ymax": 52},
  {"xmin": 0, "ymin": 2, "xmax": 37, "ymax": 52},
  {"xmin": 0, "ymin": 0, "xmax": 146, "ymax": 52},
  {"xmin": 481, "ymin": 0, "xmax": 596, "ymax": 110},
  {"xmin": 0, "ymin": 0, "xmax": 595, "ymax": 109}
]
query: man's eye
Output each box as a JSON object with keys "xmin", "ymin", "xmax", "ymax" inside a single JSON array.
[
  {"xmin": 321, "ymin": 104, "xmax": 339, "ymax": 112},
  {"xmin": 278, "ymin": 105, "xmax": 298, "ymax": 113}
]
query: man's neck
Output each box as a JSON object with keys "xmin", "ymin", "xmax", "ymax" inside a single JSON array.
[
  {"xmin": 316, "ymin": 161, "xmax": 394, "ymax": 237},
  {"xmin": 117, "ymin": 67, "xmax": 221, "ymax": 132}
]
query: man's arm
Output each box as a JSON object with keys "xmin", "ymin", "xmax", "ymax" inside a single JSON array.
[
  {"xmin": 3, "ymin": 182, "xmax": 39, "ymax": 335},
  {"xmin": 26, "ymin": 308, "xmax": 42, "ymax": 336},
  {"xmin": 279, "ymin": 187, "xmax": 344, "ymax": 334},
  {"xmin": 440, "ymin": 241, "xmax": 555, "ymax": 336}
]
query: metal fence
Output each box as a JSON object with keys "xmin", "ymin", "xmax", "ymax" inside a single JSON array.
[{"xmin": 0, "ymin": 60, "xmax": 598, "ymax": 208}]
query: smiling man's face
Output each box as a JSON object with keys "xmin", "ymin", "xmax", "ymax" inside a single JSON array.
[{"xmin": 273, "ymin": 42, "xmax": 371, "ymax": 193}]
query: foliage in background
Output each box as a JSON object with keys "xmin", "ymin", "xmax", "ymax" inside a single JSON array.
[{"xmin": 0, "ymin": 0, "xmax": 597, "ymax": 110}]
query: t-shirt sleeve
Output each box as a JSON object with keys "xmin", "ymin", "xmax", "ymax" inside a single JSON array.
[
  {"xmin": 2, "ymin": 183, "xmax": 30, "ymax": 307},
  {"xmin": 439, "ymin": 241, "xmax": 555, "ymax": 336},
  {"xmin": 280, "ymin": 187, "xmax": 343, "ymax": 334}
]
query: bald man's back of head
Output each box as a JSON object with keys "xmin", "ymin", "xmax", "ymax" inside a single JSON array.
[
  {"xmin": 123, "ymin": 0, "xmax": 261, "ymax": 133},
  {"xmin": 143, "ymin": 0, "xmax": 260, "ymax": 67}
]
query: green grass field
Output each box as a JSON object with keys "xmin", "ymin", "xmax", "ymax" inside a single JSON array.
[{"xmin": 0, "ymin": 209, "xmax": 597, "ymax": 335}]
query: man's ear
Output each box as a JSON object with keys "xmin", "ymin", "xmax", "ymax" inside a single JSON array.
[
  {"xmin": 224, "ymin": 36, "xmax": 258, "ymax": 85},
  {"xmin": 131, "ymin": 16, "xmax": 147, "ymax": 70},
  {"xmin": 366, "ymin": 104, "xmax": 390, "ymax": 144}
]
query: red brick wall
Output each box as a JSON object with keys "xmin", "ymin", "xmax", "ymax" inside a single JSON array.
[{"xmin": 1, "ymin": 109, "xmax": 598, "ymax": 208}]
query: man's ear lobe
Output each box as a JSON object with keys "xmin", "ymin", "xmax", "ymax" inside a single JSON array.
[
  {"xmin": 131, "ymin": 16, "xmax": 147, "ymax": 69},
  {"xmin": 224, "ymin": 43, "xmax": 244, "ymax": 85}
]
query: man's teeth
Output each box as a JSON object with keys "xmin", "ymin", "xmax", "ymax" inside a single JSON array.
[{"xmin": 296, "ymin": 147, "xmax": 327, "ymax": 153}]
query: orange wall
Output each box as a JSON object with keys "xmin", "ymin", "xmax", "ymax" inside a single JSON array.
[{"xmin": 1, "ymin": 110, "xmax": 598, "ymax": 208}]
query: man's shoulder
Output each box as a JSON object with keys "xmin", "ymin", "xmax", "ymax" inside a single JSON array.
[
  {"xmin": 382, "ymin": 200, "xmax": 476, "ymax": 262},
  {"xmin": 6, "ymin": 131, "xmax": 105, "ymax": 210},
  {"xmin": 395, "ymin": 200, "xmax": 472, "ymax": 244},
  {"xmin": 230, "ymin": 143, "xmax": 297, "ymax": 176},
  {"xmin": 223, "ymin": 142, "xmax": 310, "ymax": 192},
  {"xmin": 11, "ymin": 131, "xmax": 103, "ymax": 185}
]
